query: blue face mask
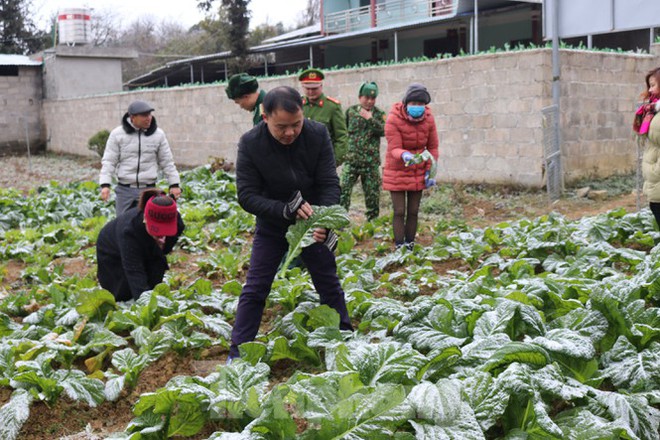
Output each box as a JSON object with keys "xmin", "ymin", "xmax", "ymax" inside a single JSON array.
[{"xmin": 406, "ymin": 105, "xmax": 425, "ymax": 118}]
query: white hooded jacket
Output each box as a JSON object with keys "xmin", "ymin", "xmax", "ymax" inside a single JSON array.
[{"xmin": 99, "ymin": 113, "xmax": 180, "ymax": 188}]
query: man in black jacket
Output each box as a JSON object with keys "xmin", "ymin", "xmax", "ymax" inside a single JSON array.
[{"xmin": 229, "ymin": 86, "xmax": 353, "ymax": 360}]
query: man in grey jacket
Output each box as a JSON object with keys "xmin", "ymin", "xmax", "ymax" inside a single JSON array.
[{"xmin": 99, "ymin": 100, "xmax": 181, "ymax": 215}]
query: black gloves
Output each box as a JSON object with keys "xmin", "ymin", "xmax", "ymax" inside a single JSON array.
[
  {"xmin": 283, "ymin": 190, "xmax": 305, "ymax": 220},
  {"xmin": 324, "ymin": 230, "xmax": 339, "ymax": 252},
  {"xmin": 282, "ymin": 191, "xmax": 339, "ymax": 252}
]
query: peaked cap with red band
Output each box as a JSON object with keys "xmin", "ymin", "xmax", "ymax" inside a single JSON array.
[{"xmin": 298, "ymin": 68, "xmax": 324, "ymax": 88}]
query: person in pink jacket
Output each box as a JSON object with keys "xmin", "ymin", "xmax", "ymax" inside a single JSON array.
[{"xmin": 383, "ymin": 83, "xmax": 439, "ymax": 249}]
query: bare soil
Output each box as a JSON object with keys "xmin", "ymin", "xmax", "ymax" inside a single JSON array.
[
  {"xmin": 459, "ymin": 189, "xmax": 638, "ymax": 225},
  {"xmin": 0, "ymin": 153, "xmax": 99, "ymax": 193}
]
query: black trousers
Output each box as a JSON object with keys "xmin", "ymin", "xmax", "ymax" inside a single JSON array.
[
  {"xmin": 229, "ymin": 222, "xmax": 353, "ymax": 357},
  {"xmin": 650, "ymin": 202, "xmax": 660, "ymax": 227},
  {"xmin": 390, "ymin": 190, "xmax": 423, "ymax": 245}
]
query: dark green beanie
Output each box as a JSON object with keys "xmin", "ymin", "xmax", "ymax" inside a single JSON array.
[
  {"xmin": 359, "ymin": 82, "xmax": 378, "ymax": 98},
  {"xmin": 226, "ymin": 73, "xmax": 258, "ymax": 99}
]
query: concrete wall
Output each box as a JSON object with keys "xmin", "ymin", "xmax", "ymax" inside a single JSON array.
[
  {"xmin": 43, "ymin": 57, "xmax": 124, "ymax": 100},
  {"xmin": 560, "ymin": 49, "xmax": 656, "ymax": 182},
  {"xmin": 324, "ymin": 49, "xmax": 550, "ymax": 186},
  {"xmin": 41, "ymin": 46, "xmax": 137, "ymax": 100},
  {"xmin": 42, "ymin": 47, "xmax": 660, "ymax": 186},
  {"xmin": 0, "ymin": 66, "xmax": 44, "ymax": 154}
]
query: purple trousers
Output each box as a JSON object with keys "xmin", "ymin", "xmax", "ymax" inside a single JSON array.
[{"xmin": 229, "ymin": 222, "xmax": 353, "ymax": 357}]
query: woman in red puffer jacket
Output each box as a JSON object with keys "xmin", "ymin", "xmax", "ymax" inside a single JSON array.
[{"xmin": 383, "ymin": 83, "xmax": 439, "ymax": 249}]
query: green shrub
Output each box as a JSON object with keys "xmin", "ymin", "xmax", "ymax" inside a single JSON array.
[{"xmin": 88, "ymin": 129, "xmax": 110, "ymax": 157}]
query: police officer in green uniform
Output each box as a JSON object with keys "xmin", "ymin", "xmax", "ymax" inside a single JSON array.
[
  {"xmin": 226, "ymin": 73, "xmax": 267, "ymax": 126},
  {"xmin": 340, "ymin": 82, "xmax": 386, "ymax": 221},
  {"xmin": 299, "ymin": 68, "xmax": 348, "ymax": 165}
]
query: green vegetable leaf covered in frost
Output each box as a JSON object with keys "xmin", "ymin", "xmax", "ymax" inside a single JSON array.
[{"xmin": 279, "ymin": 205, "xmax": 350, "ymax": 276}]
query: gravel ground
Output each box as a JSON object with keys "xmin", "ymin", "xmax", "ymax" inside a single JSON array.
[{"xmin": 0, "ymin": 152, "xmax": 100, "ymax": 192}]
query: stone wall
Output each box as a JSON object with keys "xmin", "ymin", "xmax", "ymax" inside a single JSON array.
[
  {"xmin": 560, "ymin": 50, "xmax": 657, "ymax": 182},
  {"xmin": 42, "ymin": 47, "xmax": 659, "ymax": 186},
  {"xmin": 0, "ymin": 66, "xmax": 43, "ymax": 154}
]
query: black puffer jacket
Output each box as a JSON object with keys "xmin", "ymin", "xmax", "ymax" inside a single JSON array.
[
  {"xmin": 96, "ymin": 207, "xmax": 185, "ymax": 301},
  {"xmin": 236, "ymin": 119, "xmax": 340, "ymax": 230}
]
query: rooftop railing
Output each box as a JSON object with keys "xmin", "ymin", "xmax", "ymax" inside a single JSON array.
[{"xmin": 323, "ymin": 0, "xmax": 455, "ymax": 34}]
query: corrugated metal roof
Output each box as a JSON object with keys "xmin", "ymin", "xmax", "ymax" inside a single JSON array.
[
  {"xmin": 262, "ymin": 24, "xmax": 321, "ymax": 44},
  {"xmin": 166, "ymin": 50, "xmax": 231, "ymax": 67},
  {"xmin": 0, "ymin": 54, "xmax": 41, "ymax": 66},
  {"xmin": 124, "ymin": 12, "xmax": 460, "ymax": 86}
]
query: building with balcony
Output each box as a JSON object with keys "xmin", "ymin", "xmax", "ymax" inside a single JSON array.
[
  {"xmin": 125, "ymin": 0, "xmax": 658, "ymax": 89},
  {"xmin": 317, "ymin": 0, "xmax": 543, "ymax": 67}
]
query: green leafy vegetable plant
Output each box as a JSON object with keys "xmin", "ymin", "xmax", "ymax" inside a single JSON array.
[{"xmin": 279, "ymin": 205, "xmax": 350, "ymax": 277}]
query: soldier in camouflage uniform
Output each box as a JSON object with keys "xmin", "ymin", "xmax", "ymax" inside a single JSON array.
[
  {"xmin": 340, "ymin": 82, "xmax": 386, "ymax": 220},
  {"xmin": 226, "ymin": 73, "xmax": 267, "ymax": 126},
  {"xmin": 299, "ymin": 68, "xmax": 348, "ymax": 165}
]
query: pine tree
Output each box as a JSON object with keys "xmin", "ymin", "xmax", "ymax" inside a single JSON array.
[
  {"xmin": 197, "ymin": 0, "xmax": 251, "ymax": 73},
  {"xmin": 0, "ymin": 0, "xmax": 48, "ymax": 54}
]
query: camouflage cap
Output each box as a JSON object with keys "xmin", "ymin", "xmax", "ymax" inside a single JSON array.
[
  {"xmin": 359, "ymin": 82, "xmax": 378, "ymax": 98},
  {"xmin": 225, "ymin": 73, "xmax": 259, "ymax": 99}
]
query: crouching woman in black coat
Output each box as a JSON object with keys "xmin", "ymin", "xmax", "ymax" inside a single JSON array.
[{"xmin": 96, "ymin": 188, "xmax": 185, "ymax": 301}]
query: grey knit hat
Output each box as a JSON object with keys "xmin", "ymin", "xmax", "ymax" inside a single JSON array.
[
  {"xmin": 127, "ymin": 100, "xmax": 154, "ymax": 115},
  {"xmin": 402, "ymin": 83, "xmax": 431, "ymax": 105}
]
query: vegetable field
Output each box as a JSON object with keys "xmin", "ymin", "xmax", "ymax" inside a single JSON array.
[{"xmin": 0, "ymin": 166, "xmax": 659, "ymax": 439}]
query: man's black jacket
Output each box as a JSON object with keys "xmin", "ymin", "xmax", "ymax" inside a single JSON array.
[
  {"xmin": 96, "ymin": 207, "xmax": 184, "ymax": 301},
  {"xmin": 236, "ymin": 119, "xmax": 340, "ymax": 230}
]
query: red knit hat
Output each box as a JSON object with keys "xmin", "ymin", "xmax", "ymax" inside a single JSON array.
[{"xmin": 144, "ymin": 196, "xmax": 178, "ymax": 236}]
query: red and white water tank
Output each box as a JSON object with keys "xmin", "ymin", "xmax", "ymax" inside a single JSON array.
[{"xmin": 58, "ymin": 8, "xmax": 91, "ymax": 45}]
